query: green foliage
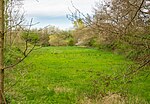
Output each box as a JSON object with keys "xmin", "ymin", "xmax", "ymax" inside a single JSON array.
[
  {"xmin": 49, "ymin": 30, "xmax": 74, "ymax": 46},
  {"xmin": 21, "ymin": 32, "xmax": 39, "ymax": 44},
  {"xmin": 74, "ymin": 18, "xmax": 84, "ymax": 28},
  {"xmin": 86, "ymin": 38, "xmax": 97, "ymax": 47},
  {"xmin": 5, "ymin": 47, "xmax": 150, "ymax": 103},
  {"xmin": 4, "ymin": 46, "xmax": 23, "ymax": 66},
  {"xmin": 68, "ymin": 38, "xmax": 75, "ymax": 46}
]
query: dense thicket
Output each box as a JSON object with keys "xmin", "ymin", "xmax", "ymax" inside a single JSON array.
[{"xmin": 69, "ymin": 0, "xmax": 150, "ymax": 64}]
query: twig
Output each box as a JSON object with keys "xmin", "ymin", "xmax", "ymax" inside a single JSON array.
[
  {"xmin": 115, "ymin": 59, "xmax": 150, "ymax": 80},
  {"xmin": 3, "ymin": 44, "xmax": 36, "ymax": 70},
  {"xmin": 1, "ymin": 90, "xmax": 6, "ymax": 104},
  {"xmin": 125, "ymin": 59, "xmax": 150, "ymax": 77},
  {"xmin": 3, "ymin": 18, "xmax": 37, "ymax": 70},
  {"xmin": 124, "ymin": 0, "xmax": 145, "ymax": 32}
]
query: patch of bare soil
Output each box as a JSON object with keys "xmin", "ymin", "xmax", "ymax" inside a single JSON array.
[{"xmin": 101, "ymin": 93, "xmax": 125, "ymax": 104}]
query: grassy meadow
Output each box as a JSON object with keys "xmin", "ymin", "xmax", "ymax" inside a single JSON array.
[{"xmin": 5, "ymin": 46, "xmax": 150, "ymax": 104}]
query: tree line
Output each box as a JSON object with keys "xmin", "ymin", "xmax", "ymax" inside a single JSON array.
[{"xmin": 68, "ymin": 0, "xmax": 150, "ymax": 64}]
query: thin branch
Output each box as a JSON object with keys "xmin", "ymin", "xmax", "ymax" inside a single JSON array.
[
  {"xmin": 114, "ymin": 59, "xmax": 150, "ymax": 80},
  {"xmin": 124, "ymin": 0, "xmax": 145, "ymax": 31},
  {"xmin": 3, "ymin": 18, "xmax": 38, "ymax": 70},
  {"xmin": 3, "ymin": 44, "xmax": 36, "ymax": 70},
  {"xmin": 1, "ymin": 90, "xmax": 6, "ymax": 104},
  {"xmin": 125, "ymin": 59, "xmax": 150, "ymax": 77},
  {"xmin": 23, "ymin": 18, "xmax": 34, "ymax": 55}
]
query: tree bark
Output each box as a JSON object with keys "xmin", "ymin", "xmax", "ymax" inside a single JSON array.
[{"xmin": 0, "ymin": 0, "xmax": 5, "ymax": 103}]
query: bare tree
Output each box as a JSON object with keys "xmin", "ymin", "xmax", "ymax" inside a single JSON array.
[{"xmin": 69, "ymin": 0, "xmax": 150, "ymax": 62}]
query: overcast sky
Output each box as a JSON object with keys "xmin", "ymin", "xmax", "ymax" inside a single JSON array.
[{"xmin": 23, "ymin": 0, "xmax": 99, "ymax": 30}]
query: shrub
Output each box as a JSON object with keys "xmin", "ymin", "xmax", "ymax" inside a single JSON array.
[{"xmin": 21, "ymin": 32, "xmax": 39, "ymax": 44}]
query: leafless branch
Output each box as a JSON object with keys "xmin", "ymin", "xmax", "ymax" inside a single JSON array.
[
  {"xmin": 124, "ymin": 0, "xmax": 145, "ymax": 32},
  {"xmin": 3, "ymin": 18, "xmax": 38, "ymax": 70},
  {"xmin": 0, "ymin": 90, "xmax": 6, "ymax": 104},
  {"xmin": 125, "ymin": 59, "xmax": 150, "ymax": 77},
  {"xmin": 3, "ymin": 44, "xmax": 36, "ymax": 70}
]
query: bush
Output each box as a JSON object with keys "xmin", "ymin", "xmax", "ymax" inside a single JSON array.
[
  {"xmin": 21, "ymin": 32, "xmax": 39, "ymax": 44},
  {"xmin": 68, "ymin": 39, "xmax": 75, "ymax": 46}
]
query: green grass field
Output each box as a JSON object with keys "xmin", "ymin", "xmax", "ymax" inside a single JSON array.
[{"xmin": 5, "ymin": 46, "xmax": 150, "ymax": 104}]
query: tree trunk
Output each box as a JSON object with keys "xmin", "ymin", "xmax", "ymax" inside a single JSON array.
[{"xmin": 0, "ymin": 0, "xmax": 5, "ymax": 103}]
